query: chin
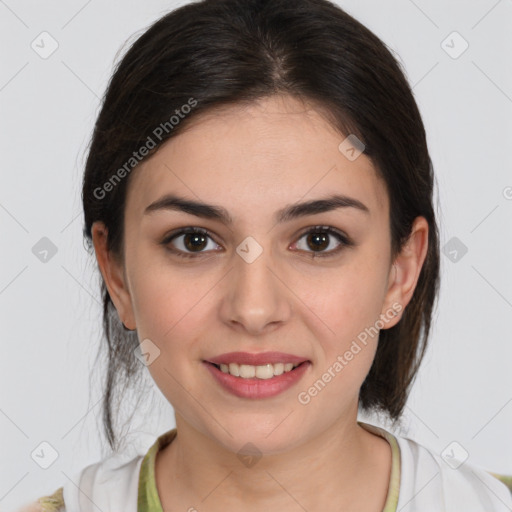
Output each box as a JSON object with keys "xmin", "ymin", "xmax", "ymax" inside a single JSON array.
[{"xmin": 207, "ymin": 416, "xmax": 306, "ymax": 457}]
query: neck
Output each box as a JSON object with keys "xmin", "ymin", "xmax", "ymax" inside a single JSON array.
[{"xmin": 155, "ymin": 410, "xmax": 392, "ymax": 511}]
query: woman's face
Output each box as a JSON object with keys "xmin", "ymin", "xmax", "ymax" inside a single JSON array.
[{"xmin": 94, "ymin": 94, "xmax": 426, "ymax": 455}]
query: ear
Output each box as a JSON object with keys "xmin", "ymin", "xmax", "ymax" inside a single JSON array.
[
  {"xmin": 380, "ymin": 216, "xmax": 429, "ymax": 328},
  {"xmin": 91, "ymin": 221, "xmax": 136, "ymax": 330}
]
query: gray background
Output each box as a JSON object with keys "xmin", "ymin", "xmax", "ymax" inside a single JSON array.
[{"xmin": 1, "ymin": 0, "xmax": 511, "ymax": 509}]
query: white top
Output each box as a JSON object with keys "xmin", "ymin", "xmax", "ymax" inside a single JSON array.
[
  {"xmin": 393, "ymin": 432, "xmax": 512, "ymax": 510},
  {"xmin": 53, "ymin": 423, "xmax": 512, "ymax": 512}
]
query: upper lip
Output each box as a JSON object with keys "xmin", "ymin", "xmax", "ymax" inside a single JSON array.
[{"xmin": 206, "ymin": 351, "xmax": 309, "ymax": 366}]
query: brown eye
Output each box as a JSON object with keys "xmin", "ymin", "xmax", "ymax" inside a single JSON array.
[
  {"xmin": 183, "ymin": 232, "xmax": 208, "ymax": 252},
  {"xmin": 163, "ymin": 227, "xmax": 221, "ymax": 258},
  {"xmin": 292, "ymin": 226, "xmax": 352, "ymax": 257},
  {"xmin": 305, "ymin": 232, "xmax": 330, "ymax": 251}
]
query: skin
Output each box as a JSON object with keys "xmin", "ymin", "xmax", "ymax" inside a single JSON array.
[{"xmin": 92, "ymin": 94, "xmax": 428, "ymax": 511}]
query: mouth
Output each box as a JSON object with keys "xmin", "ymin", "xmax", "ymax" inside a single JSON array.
[
  {"xmin": 203, "ymin": 352, "xmax": 311, "ymax": 399},
  {"xmin": 204, "ymin": 351, "xmax": 310, "ymax": 379},
  {"xmin": 205, "ymin": 360, "xmax": 307, "ymax": 379}
]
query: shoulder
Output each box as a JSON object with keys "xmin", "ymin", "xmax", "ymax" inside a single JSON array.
[
  {"xmin": 67, "ymin": 451, "xmax": 144, "ymax": 511},
  {"xmin": 395, "ymin": 433, "xmax": 512, "ymax": 511},
  {"xmin": 22, "ymin": 452, "xmax": 144, "ymax": 512},
  {"xmin": 22, "ymin": 429, "xmax": 176, "ymax": 512}
]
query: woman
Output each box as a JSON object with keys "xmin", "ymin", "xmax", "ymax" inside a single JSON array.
[{"xmin": 24, "ymin": 0, "xmax": 512, "ymax": 510}]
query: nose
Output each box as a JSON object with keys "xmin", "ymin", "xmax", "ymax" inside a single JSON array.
[{"xmin": 219, "ymin": 242, "xmax": 292, "ymax": 336}]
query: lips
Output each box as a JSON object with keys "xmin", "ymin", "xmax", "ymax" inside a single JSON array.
[
  {"xmin": 203, "ymin": 351, "xmax": 311, "ymax": 398},
  {"xmin": 205, "ymin": 351, "xmax": 309, "ymax": 366}
]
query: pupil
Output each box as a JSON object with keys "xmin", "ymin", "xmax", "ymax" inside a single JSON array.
[
  {"xmin": 308, "ymin": 232, "xmax": 328, "ymax": 251},
  {"xmin": 185, "ymin": 233, "xmax": 207, "ymax": 251}
]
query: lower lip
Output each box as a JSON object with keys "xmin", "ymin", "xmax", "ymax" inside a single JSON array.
[{"xmin": 203, "ymin": 361, "xmax": 311, "ymax": 399}]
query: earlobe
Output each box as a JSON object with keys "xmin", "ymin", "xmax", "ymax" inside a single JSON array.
[
  {"xmin": 381, "ymin": 216, "xmax": 429, "ymax": 327},
  {"xmin": 91, "ymin": 221, "xmax": 136, "ymax": 330}
]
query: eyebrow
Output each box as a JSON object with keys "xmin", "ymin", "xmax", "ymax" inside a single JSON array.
[{"xmin": 144, "ymin": 193, "xmax": 370, "ymax": 224}]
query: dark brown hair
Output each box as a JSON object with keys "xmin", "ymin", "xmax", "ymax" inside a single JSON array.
[{"xmin": 82, "ymin": 0, "xmax": 440, "ymax": 451}]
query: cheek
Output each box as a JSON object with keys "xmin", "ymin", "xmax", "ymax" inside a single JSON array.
[
  {"xmin": 304, "ymin": 256, "xmax": 389, "ymax": 346},
  {"xmin": 127, "ymin": 266, "xmax": 215, "ymax": 414},
  {"xmin": 130, "ymin": 272, "xmax": 208, "ymax": 345},
  {"xmin": 127, "ymin": 248, "xmax": 225, "ymax": 365},
  {"xmin": 296, "ymin": 268, "xmax": 388, "ymax": 414}
]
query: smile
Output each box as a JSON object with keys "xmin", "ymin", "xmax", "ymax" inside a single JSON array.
[
  {"xmin": 215, "ymin": 362, "xmax": 300, "ymax": 379},
  {"xmin": 203, "ymin": 352, "xmax": 311, "ymax": 399}
]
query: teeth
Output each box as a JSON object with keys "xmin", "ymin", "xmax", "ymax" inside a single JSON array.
[
  {"xmin": 239, "ymin": 364, "xmax": 256, "ymax": 378},
  {"xmin": 255, "ymin": 364, "xmax": 274, "ymax": 379},
  {"xmin": 216, "ymin": 362, "xmax": 300, "ymax": 379},
  {"xmin": 229, "ymin": 362, "xmax": 239, "ymax": 376},
  {"xmin": 273, "ymin": 363, "xmax": 284, "ymax": 375}
]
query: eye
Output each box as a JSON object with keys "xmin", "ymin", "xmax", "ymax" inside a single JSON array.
[
  {"xmin": 162, "ymin": 227, "xmax": 221, "ymax": 258},
  {"xmin": 291, "ymin": 225, "xmax": 352, "ymax": 257},
  {"xmin": 161, "ymin": 225, "xmax": 353, "ymax": 260}
]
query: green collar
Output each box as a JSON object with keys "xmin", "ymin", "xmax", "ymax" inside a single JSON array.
[
  {"xmin": 138, "ymin": 428, "xmax": 177, "ymax": 512},
  {"xmin": 138, "ymin": 422, "xmax": 400, "ymax": 512}
]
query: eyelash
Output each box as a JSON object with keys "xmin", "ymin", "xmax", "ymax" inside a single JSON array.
[{"xmin": 161, "ymin": 225, "xmax": 353, "ymax": 260}]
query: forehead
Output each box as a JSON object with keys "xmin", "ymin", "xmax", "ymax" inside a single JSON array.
[{"xmin": 126, "ymin": 95, "xmax": 388, "ymax": 221}]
